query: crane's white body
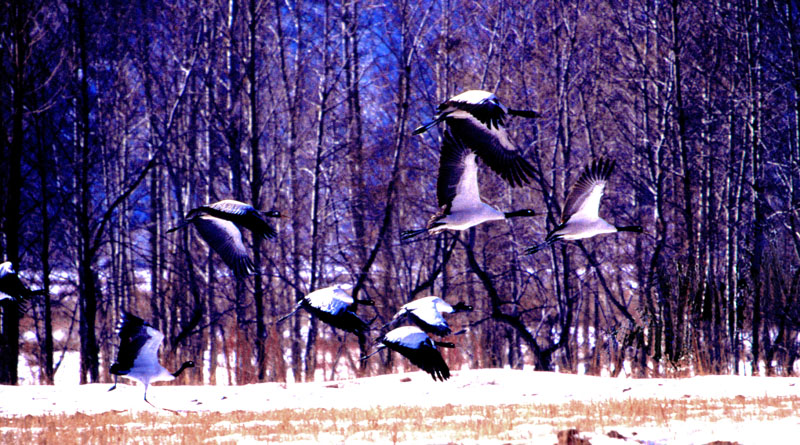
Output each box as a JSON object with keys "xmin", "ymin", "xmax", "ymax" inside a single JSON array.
[
  {"xmin": 304, "ymin": 284, "xmax": 354, "ymax": 316},
  {"xmin": 117, "ymin": 326, "xmax": 175, "ymax": 388},
  {"xmin": 0, "ymin": 261, "xmax": 14, "ymax": 276},
  {"xmin": 110, "ymin": 312, "xmax": 194, "ymax": 406},
  {"xmin": 440, "ymin": 90, "xmax": 516, "ymax": 153},
  {"xmin": 526, "ymin": 158, "xmax": 642, "ymax": 254},
  {"xmin": 0, "ymin": 261, "xmax": 33, "ymax": 303},
  {"xmin": 431, "ymin": 153, "xmax": 505, "ymax": 233},
  {"xmin": 379, "ymin": 326, "xmax": 453, "ymax": 381},
  {"xmin": 284, "ymin": 284, "xmax": 370, "ymax": 334},
  {"xmin": 393, "ymin": 296, "xmax": 452, "ymax": 332},
  {"xmin": 555, "ymin": 218, "xmax": 617, "ymax": 240},
  {"xmin": 406, "ymin": 131, "xmax": 534, "ymax": 239},
  {"xmin": 192, "ymin": 214, "xmax": 255, "ymax": 276},
  {"xmin": 0, "ymin": 262, "xmax": 15, "ymax": 301},
  {"xmin": 383, "ymin": 326, "xmax": 433, "ymax": 349},
  {"xmin": 405, "ymin": 90, "xmax": 539, "ymax": 239},
  {"xmin": 554, "ymin": 177, "xmax": 615, "ymax": 240},
  {"xmin": 447, "ymin": 89, "xmax": 500, "ymax": 106},
  {"xmin": 432, "ymin": 206, "xmax": 505, "ymax": 232}
]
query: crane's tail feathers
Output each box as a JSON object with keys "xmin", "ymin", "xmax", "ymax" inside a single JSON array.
[
  {"xmin": 400, "ymin": 228, "xmax": 427, "ymax": 240},
  {"xmin": 508, "ymin": 108, "xmax": 542, "ymax": 119}
]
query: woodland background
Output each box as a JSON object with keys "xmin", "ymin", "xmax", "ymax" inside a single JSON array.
[{"xmin": 1, "ymin": 0, "xmax": 799, "ymax": 386}]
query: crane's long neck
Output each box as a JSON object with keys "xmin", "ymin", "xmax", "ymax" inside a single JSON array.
[
  {"xmin": 452, "ymin": 302, "xmax": 473, "ymax": 313},
  {"xmin": 503, "ymin": 209, "xmax": 535, "ymax": 218},
  {"xmin": 615, "ymin": 225, "xmax": 643, "ymax": 233},
  {"xmin": 507, "ymin": 108, "xmax": 541, "ymax": 119},
  {"xmin": 172, "ymin": 361, "xmax": 194, "ymax": 377}
]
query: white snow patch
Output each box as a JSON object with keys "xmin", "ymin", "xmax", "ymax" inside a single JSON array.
[{"xmin": 2, "ymin": 369, "xmax": 799, "ymax": 443}]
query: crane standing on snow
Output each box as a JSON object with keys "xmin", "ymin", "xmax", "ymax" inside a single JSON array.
[{"xmin": 109, "ymin": 311, "xmax": 195, "ymax": 407}]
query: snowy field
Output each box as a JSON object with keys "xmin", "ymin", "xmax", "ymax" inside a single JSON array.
[{"xmin": 1, "ymin": 369, "xmax": 799, "ymax": 444}]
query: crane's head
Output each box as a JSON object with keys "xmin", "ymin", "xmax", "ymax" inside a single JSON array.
[{"xmin": 452, "ymin": 302, "xmax": 473, "ymax": 313}]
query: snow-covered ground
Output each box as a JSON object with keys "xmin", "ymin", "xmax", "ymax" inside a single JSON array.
[{"xmin": 2, "ymin": 369, "xmax": 799, "ymax": 444}]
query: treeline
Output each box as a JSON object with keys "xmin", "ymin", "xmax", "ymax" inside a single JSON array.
[{"xmin": 1, "ymin": 0, "xmax": 798, "ymax": 385}]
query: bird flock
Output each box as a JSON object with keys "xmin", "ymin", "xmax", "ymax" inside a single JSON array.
[{"xmin": 1, "ymin": 89, "xmax": 643, "ymax": 404}]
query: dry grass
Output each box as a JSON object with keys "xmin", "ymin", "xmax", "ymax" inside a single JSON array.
[{"xmin": 1, "ymin": 395, "xmax": 797, "ymax": 444}]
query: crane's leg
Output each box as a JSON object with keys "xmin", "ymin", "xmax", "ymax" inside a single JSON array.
[
  {"xmin": 276, "ymin": 304, "xmax": 301, "ymax": 324},
  {"xmin": 143, "ymin": 383, "xmax": 157, "ymax": 408},
  {"xmin": 524, "ymin": 238, "xmax": 557, "ymax": 255},
  {"xmin": 400, "ymin": 228, "xmax": 427, "ymax": 240},
  {"xmin": 144, "ymin": 384, "xmax": 181, "ymax": 413},
  {"xmin": 361, "ymin": 345, "xmax": 385, "ymax": 361}
]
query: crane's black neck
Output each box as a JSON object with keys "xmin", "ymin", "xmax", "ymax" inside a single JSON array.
[
  {"xmin": 504, "ymin": 209, "xmax": 536, "ymax": 218},
  {"xmin": 434, "ymin": 341, "xmax": 455, "ymax": 348},
  {"xmin": 172, "ymin": 361, "xmax": 195, "ymax": 377},
  {"xmin": 507, "ymin": 108, "xmax": 541, "ymax": 119},
  {"xmin": 615, "ymin": 225, "xmax": 643, "ymax": 233},
  {"xmin": 452, "ymin": 302, "xmax": 473, "ymax": 312}
]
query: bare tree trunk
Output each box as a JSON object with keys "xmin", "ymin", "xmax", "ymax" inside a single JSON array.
[
  {"xmin": 670, "ymin": 0, "xmax": 696, "ymax": 370},
  {"xmin": 33, "ymin": 119, "xmax": 55, "ymax": 384},
  {"xmin": 743, "ymin": 0, "xmax": 765, "ymax": 375},
  {"xmin": 304, "ymin": 0, "xmax": 334, "ymax": 381},
  {"xmin": 72, "ymin": 0, "xmax": 100, "ymax": 384},
  {"xmin": 343, "ymin": 0, "xmax": 367, "ymax": 264},
  {"xmin": 0, "ymin": 0, "xmax": 30, "ymax": 385},
  {"xmin": 245, "ymin": 0, "xmax": 268, "ymax": 382},
  {"xmin": 272, "ymin": 0, "xmax": 307, "ymax": 381},
  {"xmin": 725, "ymin": 78, "xmax": 746, "ymax": 373}
]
